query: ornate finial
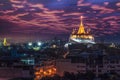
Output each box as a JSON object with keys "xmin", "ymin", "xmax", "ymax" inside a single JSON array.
[
  {"xmin": 77, "ymin": 16, "xmax": 85, "ymax": 34},
  {"xmin": 80, "ymin": 16, "xmax": 83, "ymax": 20},
  {"xmin": 80, "ymin": 16, "xmax": 83, "ymax": 26}
]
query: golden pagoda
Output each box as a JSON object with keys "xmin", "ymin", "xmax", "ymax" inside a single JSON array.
[
  {"xmin": 69, "ymin": 16, "xmax": 95, "ymax": 44},
  {"xmin": 3, "ymin": 38, "xmax": 9, "ymax": 46}
]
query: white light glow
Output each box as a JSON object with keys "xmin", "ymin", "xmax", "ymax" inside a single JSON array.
[
  {"xmin": 37, "ymin": 42, "xmax": 42, "ymax": 46},
  {"xmin": 71, "ymin": 38, "xmax": 95, "ymax": 44},
  {"xmin": 28, "ymin": 42, "xmax": 32, "ymax": 46}
]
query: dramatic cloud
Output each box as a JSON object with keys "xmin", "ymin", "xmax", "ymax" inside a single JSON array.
[{"xmin": 0, "ymin": 0, "xmax": 120, "ymax": 42}]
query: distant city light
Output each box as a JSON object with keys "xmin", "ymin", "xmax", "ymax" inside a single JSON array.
[
  {"xmin": 28, "ymin": 42, "xmax": 32, "ymax": 46},
  {"xmin": 37, "ymin": 42, "xmax": 42, "ymax": 46}
]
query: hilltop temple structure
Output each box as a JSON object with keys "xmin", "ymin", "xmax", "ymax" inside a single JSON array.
[
  {"xmin": 3, "ymin": 38, "xmax": 9, "ymax": 46},
  {"xmin": 69, "ymin": 16, "xmax": 95, "ymax": 44}
]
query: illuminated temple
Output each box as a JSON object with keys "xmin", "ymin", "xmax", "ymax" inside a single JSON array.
[
  {"xmin": 69, "ymin": 16, "xmax": 95, "ymax": 44},
  {"xmin": 3, "ymin": 38, "xmax": 10, "ymax": 46}
]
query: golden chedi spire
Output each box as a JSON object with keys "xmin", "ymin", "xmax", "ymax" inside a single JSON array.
[
  {"xmin": 77, "ymin": 16, "xmax": 86, "ymax": 34},
  {"xmin": 3, "ymin": 38, "xmax": 7, "ymax": 46}
]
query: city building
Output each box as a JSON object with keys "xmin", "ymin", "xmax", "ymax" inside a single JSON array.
[
  {"xmin": 56, "ymin": 48, "xmax": 120, "ymax": 77},
  {"xmin": 34, "ymin": 60, "xmax": 56, "ymax": 80}
]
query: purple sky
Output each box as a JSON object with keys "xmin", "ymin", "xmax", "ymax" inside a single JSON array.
[{"xmin": 0, "ymin": 0, "xmax": 120, "ymax": 42}]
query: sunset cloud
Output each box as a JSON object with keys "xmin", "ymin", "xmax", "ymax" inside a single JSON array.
[{"xmin": 0, "ymin": 0, "xmax": 120, "ymax": 42}]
